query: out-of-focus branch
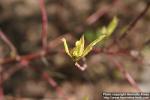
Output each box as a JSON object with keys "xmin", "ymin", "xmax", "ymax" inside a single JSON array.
[
  {"xmin": 108, "ymin": 56, "xmax": 142, "ymax": 92},
  {"xmin": 92, "ymin": 48, "xmax": 142, "ymax": 60},
  {"xmin": 42, "ymin": 72, "xmax": 68, "ymax": 99},
  {"xmin": 86, "ymin": 0, "xmax": 119, "ymax": 25},
  {"xmin": 75, "ymin": 1, "xmax": 118, "ymax": 33},
  {"xmin": 0, "ymin": 30, "xmax": 18, "ymax": 57},
  {"xmin": 0, "ymin": 65, "xmax": 4, "ymax": 100},
  {"xmin": 2, "ymin": 61, "xmax": 67, "ymax": 99},
  {"xmin": 1, "ymin": 34, "xmax": 71, "ymax": 95},
  {"xmin": 107, "ymin": 2, "xmax": 150, "ymax": 50},
  {"xmin": 86, "ymin": 6, "xmax": 110, "ymax": 25},
  {"xmin": 39, "ymin": 0, "xmax": 48, "ymax": 50},
  {"xmin": 0, "ymin": 85, "xmax": 3, "ymax": 100},
  {"xmin": 0, "ymin": 34, "xmax": 73, "ymax": 65},
  {"xmin": 119, "ymin": 2, "xmax": 150, "ymax": 40}
]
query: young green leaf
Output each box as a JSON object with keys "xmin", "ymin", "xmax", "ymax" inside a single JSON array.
[
  {"xmin": 61, "ymin": 38, "xmax": 72, "ymax": 57},
  {"xmin": 82, "ymin": 34, "xmax": 106, "ymax": 57},
  {"xmin": 107, "ymin": 16, "xmax": 118, "ymax": 36},
  {"xmin": 82, "ymin": 17, "xmax": 118, "ymax": 57},
  {"xmin": 62, "ymin": 17, "xmax": 118, "ymax": 63},
  {"xmin": 73, "ymin": 35, "xmax": 84, "ymax": 57}
]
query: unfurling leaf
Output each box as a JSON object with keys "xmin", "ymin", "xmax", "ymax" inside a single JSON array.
[
  {"xmin": 61, "ymin": 38, "xmax": 72, "ymax": 57},
  {"xmin": 107, "ymin": 16, "xmax": 118, "ymax": 36},
  {"xmin": 82, "ymin": 34, "xmax": 106, "ymax": 57},
  {"xmin": 62, "ymin": 17, "xmax": 118, "ymax": 62},
  {"xmin": 72, "ymin": 35, "xmax": 84, "ymax": 57}
]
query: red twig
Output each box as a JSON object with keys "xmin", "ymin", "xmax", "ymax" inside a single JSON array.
[
  {"xmin": 119, "ymin": 2, "xmax": 150, "ymax": 40},
  {"xmin": 39, "ymin": 0, "xmax": 48, "ymax": 50},
  {"xmin": 0, "ymin": 34, "xmax": 73, "ymax": 65},
  {"xmin": 2, "ymin": 62, "xmax": 67, "ymax": 99},
  {"xmin": 86, "ymin": 0, "xmax": 118, "ymax": 25},
  {"xmin": 108, "ymin": 56, "xmax": 142, "ymax": 92},
  {"xmin": 0, "ymin": 86, "xmax": 3, "ymax": 100},
  {"xmin": 107, "ymin": 2, "xmax": 150, "ymax": 50},
  {"xmin": 42, "ymin": 72, "xmax": 68, "ymax": 99},
  {"xmin": 22, "ymin": 64, "xmax": 67, "ymax": 99},
  {"xmin": 0, "ymin": 66, "xmax": 4, "ymax": 100},
  {"xmin": 92, "ymin": 48, "xmax": 130, "ymax": 56},
  {"xmin": 0, "ymin": 30, "xmax": 17, "ymax": 57},
  {"xmin": 86, "ymin": 6, "xmax": 109, "ymax": 25}
]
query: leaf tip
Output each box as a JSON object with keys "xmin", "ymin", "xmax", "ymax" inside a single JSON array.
[{"xmin": 61, "ymin": 38, "xmax": 66, "ymax": 42}]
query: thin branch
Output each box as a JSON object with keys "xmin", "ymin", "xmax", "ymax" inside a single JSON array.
[
  {"xmin": 0, "ymin": 30, "xmax": 18, "ymax": 57},
  {"xmin": 42, "ymin": 72, "xmax": 68, "ymax": 99},
  {"xmin": 0, "ymin": 86, "xmax": 3, "ymax": 100},
  {"xmin": 108, "ymin": 56, "xmax": 142, "ymax": 92},
  {"xmin": 0, "ymin": 34, "xmax": 73, "ymax": 65},
  {"xmin": 92, "ymin": 48, "xmax": 142, "ymax": 60},
  {"xmin": 2, "ymin": 62, "xmax": 68, "ymax": 99},
  {"xmin": 0, "ymin": 65, "xmax": 4, "ymax": 100},
  {"xmin": 86, "ymin": 5, "xmax": 110, "ymax": 25},
  {"xmin": 119, "ymin": 2, "xmax": 150, "ymax": 40},
  {"xmin": 39, "ymin": 0, "xmax": 48, "ymax": 50},
  {"xmin": 86, "ymin": 0, "xmax": 118, "ymax": 25}
]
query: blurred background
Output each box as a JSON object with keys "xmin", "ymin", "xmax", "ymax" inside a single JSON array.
[{"xmin": 0, "ymin": 0, "xmax": 150, "ymax": 100}]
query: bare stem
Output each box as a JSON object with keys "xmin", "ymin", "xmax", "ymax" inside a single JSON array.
[
  {"xmin": 0, "ymin": 30, "xmax": 17, "ymax": 57},
  {"xmin": 0, "ymin": 65, "xmax": 4, "ymax": 100},
  {"xmin": 39, "ymin": 0, "xmax": 48, "ymax": 50},
  {"xmin": 0, "ymin": 34, "xmax": 73, "ymax": 65},
  {"xmin": 86, "ymin": 0, "xmax": 118, "ymax": 25},
  {"xmin": 108, "ymin": 56, "xmax": 142, "ymax": 92},
  {"xmin": 42, "ymin": 72, "xmax": 68, "ymax": 99},
  {"xmin": 0, "ymin": 86, "xmax": 3, "ymax": 100},
  {"xmin": 120, "ymin": 2, "xmax": 150, "ymax": 40}
]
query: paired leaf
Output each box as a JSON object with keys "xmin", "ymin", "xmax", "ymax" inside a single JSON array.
[
  {"xmin": 107, "ymin": 16, "xmax": 118, "ymax": 36},
  {"xmin": 82, "ymin": 17, "xmax": 118, "ymax": 57},
  {"xmin": 61, "ymin": 38, "xmax": 72, "ymax": 57},
  {"xmin": 62, "ymin": 17, "xmax": 118, "ymax": 62},
  {"xmin": 72, "ymin": 35, "xmax": 84, "ymax": 57},
  {"xmin": 82, "ymin": 34, "xmax": 106, "ymax": 57}
]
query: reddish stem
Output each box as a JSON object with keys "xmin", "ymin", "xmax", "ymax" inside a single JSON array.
[
  {"xmin": 108, "ymin": 56, "xmax": 142, "ymax": 92},
  {"xmin": 0, "ymin": 34, "xmax": 73, "ymax": 65},
  {"xmin": 0, "ymin": 30, "xmax": 17, "ymax": 56},
  {"xmin": 0, "ymin": 66, "xmax": 4, "ymax": 100},
  {"xmin": 86, "ymin": 0, "xmax": 118, "ymax": 25},
  {"xmin": 0, "ymin": 87, "xmax": 3, "ymax": 100},
  {"xmin": 39, "ymin": 0, "xmax": 48, "ymax": 50},
  {"xmin": 120, "ymin": 2, "xmax": 150, "ymax": 40},
  {"xmin": 42, "ymin": 72, "xmax": 68, "ymax": 99}
]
